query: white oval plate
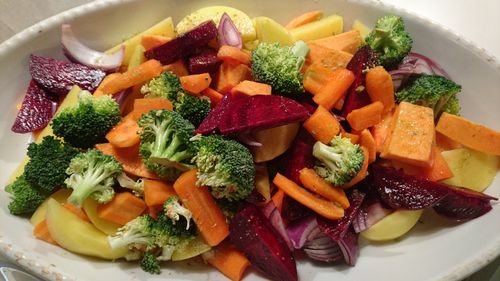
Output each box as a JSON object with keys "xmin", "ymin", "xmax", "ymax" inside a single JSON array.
[{"xmin": 0, "ymin": 0, "xmax": 499, "ymax": 281}]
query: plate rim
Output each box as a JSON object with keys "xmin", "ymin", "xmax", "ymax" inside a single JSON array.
[{"xmin": 0, "ymin": 0, "xmax": 499, "ymax": 281}]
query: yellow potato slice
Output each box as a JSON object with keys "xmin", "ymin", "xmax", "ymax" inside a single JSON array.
[
  {"xmin": 83, "ymin": 198, "xmax": 121, "ymax": 235},
  {"xmin": 171, "ymin": 236, "xmax": 211, "ymax": 261},
  {"xmin": 351, "ymin": 19, "xmax": 371, "ymax": 40},
  {"xmin": 30, "ymin": 188, "xmax": 72, "ymax": 226},
  {"xmin": 251, "ymin": 123, "xmax": 300, "ymax": 162},
  {"xmin": 361, "ymin": 209, "xmax": 423, "ymax": 242},
  {"xmin": 290, "ymin": 14, "xmax": 343, "ymax": 42},
  {"xmin": 253, "ymin": 16, "xmax": 293, "ymax": 46}
]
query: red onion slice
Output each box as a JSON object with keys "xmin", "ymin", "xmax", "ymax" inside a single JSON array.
[
  {"xmin": 218, "ymin": 13, "xmax": 242, "ymax": 48},
  {"xmin": 303, "ymin": 232, "xmax": 343, "ymax": 263},
  {"xmin": 263, "ymin": 201, "xmax": 293, "ymax": 250},
  {"xmin": 286, "ymin": 216, "xmax": 318, "ymax": 249},
  {"xmin": 61, "ymin": 24, "xmax": 124, "ymax": 71},
  {"xmin": 352, "ymin": 199, "xmax": 394, "ymax": 233}
]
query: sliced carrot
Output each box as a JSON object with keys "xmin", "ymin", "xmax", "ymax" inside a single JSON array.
[
  {"xmin": 162, "ymin": 59, "xmax": 189, "ymax": 77},
  {"xmin": 141, "ymin": 35, "xmax": 171, "ymax": 50},
  {"xmin": 63, "ymin": 203, "xmax": 90, "ymax": 222},
  {"xmin": 303, "ymin": 63, "xmax": 336, "ymax": 95},
  {"xmin": 33, "ymin": 220, "xmax": 58, "ymax": 245},
  {"xmin": 423, "ymin": 146, "xmax": 454, "ymax": 181},
  {"xmin": 358, "ymin": 129, "xmax": 376, "ymax": 163},
  {"xmin": 129, "ymin": 97, "xmax": 173, "ymax": 120},
  {"xmin": 173, "ymin": 169, "xmax": 229, "ymax": 246},
  {"xmin": 285, "ymin": 10, "xmax": 323, "ymax": 29},
  {"xmin": 341, "ymin": 132, "xmax": 359, "ymax": 144},
  {"xmin": 105, "ymin": 116, "xmax": 140, "ymax": 148},
  {"xmin": 98, "ymin": 59, "xmax": 163, "ymax": 95},
  {"xmin": 231, "ymin": 80, "xmax": 272, "ymax": 96},
  {"xmin": 271, "ymin": 190, "xmax": 285, "ymax": 212},
  {"xmin": 371, "ymin": 111, "xmax": 394, "ymax": 153},
  {"xmin": 203, "ymin": 242, "xmax": 250, "ymax": 281},
  {"xmin": 273, "ymin": 173, "xmax": 344, "ymax": 220},
  {"xmin": 312, "ymin": 68, "xmax": 355, "ymax": 110},
  {"xmin": 305, "ymin": 43, "xmax": 353, "ymax": 72},
  {"xmin": 346, "ymin": 101, "xmax": 384, "ymax": 131},
  {"xmin": 435, "ymin": 131, "xmax": 462, "ymax": 151},
  {"xmin": 342, "ymin": 147, "xmax": 369, "ymax": 188},
  {"xmin": 311, "ymin": 30, "xmax": 362, "ymax": 54},
  {"xmin": 95, "ymin": 143, "xmax": 159, "ymax": 179},
  {"xmin": 299, "ymin": 168, "xmax": 349, "ymax": 209},
  {"xmin": 94, "ymin": 73, "xmax": 122, "ymax": 96},
  {"xmin": 217, "ymin": 45, "xmax": 251, "ymax": 66},
  {"xmin": 436, "ymin": 113, "xmax": 500, "ymax": 156},
  {"xmin": 143, "ymin": 179, "xmax": 176, "ymax": 207},
  {"xmin": 201, "ymin": 88, "xmax": 224, "ymax": 107},
  {"xmin": 180, "ymin": 73, "xmax": 212, "ymax": 94},
  {"xmin": 213, "ymin": 62, "xmax": 252, "ymax": 94},
  {"xmin": 97, "ymin": 192, "xmax": 147, "ymax": 225},
  {"xmin": 303, "ymin": 105, "xmax": 340, "ymax": 144},
  {"xmin": 365, "ymin": 66, "xmax": 395, "ymax": 113}
]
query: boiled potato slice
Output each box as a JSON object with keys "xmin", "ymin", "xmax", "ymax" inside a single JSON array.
[
  {"xmin": 290, "ymin": 14, "xmax": 343, "ymax": 42},
  {"xmin": 361, "ymin": 210, "xmax": 423, "ymax": 242},
  {"xmin": 441, "ymin": 148, "xmax": 499, "ymax": 192},
  {"xmin": 176, "ymin": 6, "xmax": 256, "ymax": 42},
  {"xmin": 243, "ymin": 39, "xmax": 260, "ymax": 51},
  {"xmin": 255, "ymin": 165, "xmax": 271, "ymax": 202},
  {"xmin": 253, "ymin": 17, "xmax": 293, "ymax": 46},
  {"xmin": 251, "ymin": 123, "xmax": 300, "ymax": 162},
  {"xmin": 30, "ymin": 188, "xmax": 72, "ymax": 226},
  {"xmin": 352, "ymin": 19, "xmax": 371, "ymax": 40},
  {"xmin": 83, "ymin": 198, "xmax": 121, "ymax": 235},
  {"xmin": 46, "ymin": 198, "xmax": 128, "ymax": 259},
  {"xmin": 171, "ymin": 236, "xmax": 211, "ymax": 261}
]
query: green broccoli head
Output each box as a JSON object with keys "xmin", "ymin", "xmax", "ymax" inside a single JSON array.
[
  {"xmin": 140, "ymin": 251, "xmax": 161, "ymax": 275},
  {"xmin": 154, "ymin": 210, "xmax": 197, "ymax": 246},
  {"xmin": 396, "ymin": 74, "xmax": 462, "ymax": 118},
  {"xmin": 193, "ymin": 135, "xmax": 255, "ymax": 201},
  {"xmin": 313, "ymin": 136, "xmax": 365, "ymax": 186},
  {"xmin": 163, "ymin": 196, "xmax": 192, "ymax": 230},
  {"xmin": 365, "ymin": 15, "xmax": 413, "ymax": 68},
  {"xmin": 116, "ymin": 172, "xmax": 144, "ymax": 197},
  {"xmin": 251, "ymin": 41, "xmax": 309, "ymax": 97},
  {"xmin": 51, "ymin": 91, "xmax": 121, "ymax": 149},
  {"xmin": 5, "ymin": 176, "xmax": 49, "ymax": 216},
  {"xmin": 65, "ymin": 149, "xmax": 123, "ymax": 207},
  {"xmin": 107, "ymin": 214, "xmax": 156, "ymax": 250},
  {"xmin": 24, "ymin": 136, "xmax": 78, "ymax": 193},
  {"xmin": 138, "ymin": 110, "xmax": 196, "ymax": 181},
  {"xmin": 172, "ymin": 92, "xmax": 211, "ymax": 127},
  {"xmin": 141, "ymin": 71, "xmax": 182, "ymax": 100}
]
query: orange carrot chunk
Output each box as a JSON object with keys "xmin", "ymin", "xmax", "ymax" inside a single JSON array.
[
  {"xmin": 201, "ymin": 88, "xmax": 224, "ymax": 107},
  {"xmin": 141, "ymin": 35, "xmax": 171, "ymax": 50},
  {"xmin": 303, "ymin": 63, "xmax": 337, "ymax": 95},
  {"xmin": 273, "ymin": 173, "xmax": 344, "ymax": 220},
  {"xmin": 365, "ymin": 66, "xmax": 395, "ymax": 113},
  {"xmin": 94, "ymin": 73, "xmax": 122, "ymax": 97},
  {"xmin": 163, "ymin": 60, "xmax": 189, "ymax": 77},
  {"xmin": 311, "ymin": 30, "xmax": 363, "ymax": 54},
  {"xmin": 129, "ymin": 97, "xmax": 173, "ymax": 120},
  {"xmin": 271, "ymin": 189, "xmax": 285, "ymax": 212},
  {"xmin": 423, "ymin": 146, "xmax": 454, "ymax": 181},
  {"xmin": 143, "ymin": 179, "xmax": 176, "ymax": 207},
  {"xmin": 435, "ymin": 131, "xmax": 462, "ymax": 151},
  {"xmin": 371, "ymin": 111, "xmax": 394, "ymax": 153},
  {"xmin": 231, "ymin": 80, "xmax": 272, "ymax": 96},
  {"xmin": 299, "ymin": 168, "xmax": 350, "ymax": 209},
  {"xmin": 105, "ymin": 116, "xmax": 140, "ymax": 148},
  {"xmin": 217, "ymin": 45, "xmax": 251, "ymax": 66},
  {"xmin": 340, "ymin": 132, "xmax": 359, "ymax": 144},
  {"xmin": 213, "ymin": 62, "xmax": 252, "ymax": 94},
  {"xmin": 312, "ymin": 68, "xmax": 355, "ymax": 110},
  {"xmin": 180, "ymin": 73, "xmax": 212, "ymax": 94},
  {"xmin": 303, "ymin": 105, "xmax": 340, "ymax": 144},
  {"xmin": 97, "ymin": 192, "xmax": 147, "ymax": 225},
  {"xmin": 203, "ymin": 242, "xmax": 250, "ymax": 281},
  {"xmin": 285, "ymin": 10, "xmax": 323, "ymax": 29},
  {"xmin": 358, "ymin": 129, "xmax": 376, "ymax": 163},
  {"xmin": 346, "ymin": 101, "xmax": 384, "ymax": 131},
  {"xmin": 33, "ymin": 220, "xmax": 58, "ymax": 245},
  {"xmin": 173, "ymin": 169, "xmax": 229, "ymax": 246}
]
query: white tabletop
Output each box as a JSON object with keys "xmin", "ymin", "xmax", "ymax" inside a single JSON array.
[{"xmin": 0, "ymin": 0, "xmax": 499, "ymax": 280}]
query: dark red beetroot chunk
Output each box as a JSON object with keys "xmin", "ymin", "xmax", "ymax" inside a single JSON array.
[
  {"xmin": 12, "ymin": 80, "xmax": 57, "ymax": 133},
  {"xmin": 29, "ymin": 55, "xmax": 105, "ymax": 96},
  {"xmin": 341, "ymin": 45, "xmax": 379, "ymax": 117},
  {"xmin": 145, "ymin": 20, "xmax": 217, "ymax": 65},
  {"xmin": 218, "ymin": 95, "xmax": 310, "ymax": 135},
  {"xmin": 230, "ymin": 204, "xmax": 297, "ymax": 281},
  {"xmin": 433, "ymin": 185, "xmax": 497, "ymax": 222},
  {"xmin": 187, "ymin": 48, "xmax": 221, "ymax": 74},
  {"xmin": 195, "ymin": 93, "xmax": 232, "ymax": 134}
]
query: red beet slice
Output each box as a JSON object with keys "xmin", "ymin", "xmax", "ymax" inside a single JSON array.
[
  {"xmin": 433, "ymin": 186, "xmax": 497, "ymax": 222},
  {"xmin": 195, "ymin": 93, "xmax": 231, "ymax": 134},
  {"xmin": 12, "ymin": 80, "xmax": 57, "ymax": 133},
  {"xmin": 230, "ymin": 204, "xmax": 297, "ymax": 281},
  {"xmin": 29, "ymin": 55, "xmax": 105, "ymax": 96},
  {"xmin": 145, "ymin": 20, "xmax": 217, "ymax": 65},
  {"xmin": 370, "ymin": 164, "xmax": 450, "ymax": 210},
  {"xmin": 341, "ymin": 45, "xmax": 378, "ymax": 117},
  {"xmin": 218, "ymin": 95, "xmax": 309, "ymax": 135},
  {"xmin": 187, "ymin": 48, "xmax": 221, "ymax": 74}
]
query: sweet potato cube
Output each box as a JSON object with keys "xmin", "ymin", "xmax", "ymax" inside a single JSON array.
[{"xmin": 97, "ymin": 192, "xmax": 147, "ymax": 225}]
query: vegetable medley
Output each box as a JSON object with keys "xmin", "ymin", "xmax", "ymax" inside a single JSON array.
[{"xmin": 5, "ymin": 5, "xmax": 500, "ymax": 281}]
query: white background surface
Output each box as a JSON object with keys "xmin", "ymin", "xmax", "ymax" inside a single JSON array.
[{"xmin": 0, "ymin": 0, "xmax": 498, "ymax": 280}]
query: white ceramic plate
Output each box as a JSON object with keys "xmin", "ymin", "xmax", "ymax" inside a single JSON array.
[{"xmin": 0, "ymin": 0, "xmax": 499, "ymax": 280}]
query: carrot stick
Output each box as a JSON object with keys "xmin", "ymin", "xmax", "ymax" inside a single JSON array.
[
  {"xmin": 201, "ymin": 88, "xmax": 224, "ymax": 107},
  {"xmin": 95, "ymin": 143, "xmax": 159, "ymax": 179},
  {"xmin": 365, "ymin": 66, "xmax": 395, "ymax": 113},
  {"xmin": 334, "ymin": 97, "xmax": 344, "ymax": 111},
  {"xmin": 303, "ymin": 105, "xmax": 340, "ymax": 144},
  {"xmin": 97, "ymin": 192, "xmax": 147, "ymax": 225},
  {"xmin": 299, "ymin": 168, "xmax": 350, "ymax": 209},
  {"xmin": 358, "ymin": 129, "xmax": 376, "ymax": 163},
  {"xmin": 162, "ymin": 59, "xmax": 189, "ymax": 77},
  {"xmin": 285, "ymin": 10, "xmax": 323, "ymax": 29},
  {"xmin": 148, "ymin": 204, "xmax": 163, "ymax": 220},
  {"xmin": 346, "ymin": 101, "xmax": 384, "ymax": 131},
  {"xmin": 33, "ymin": 220, "xmax": 58, "ymax": 245},
  {"xmin": 217, "ymin": 45, "xmax": 251, "ymax": 66},
  {"xmin": 342, "ymin": 147, "xmax": 369, "ymax": 188},
  {"xmin": 312, "ymin": 68, "xmax": 355, "ymax": 110},
  {"xmin": 105, "ymin": 116, "xmax": 140, "ymax": 148},
  {"xmin": 231, "ymin": 80, "xmax": 272, "ymax": 96},
  {"xmin": 180, "ymin": 73, "xmax": 212, "ymax": 94},
  {"xmin": 371, "ymin": 111, "xmax": 394, "ymax": 153},
  {"xmin": 99, "ymin": 59, "xmax": 163, "ymax": 95},
  {"xmin": 436, "ymin": 113, "xmax": 500, "ymax": 156},
  {"xmin": 271, "ymin": 190, "xmax": 285, "ymax": 212},
  {"xmin": 120, "ymin": 84, "xmax": 144, "ymax": 115},
  {"xmin": 303, "ymin": 63, "xmax": 337, "ymax": 95},
  {"xmin": 143, "ymin": 179, "xmax": 176, "ymax": 207},
  {"xmin": 272, "ymin": 173, "xmax": 344, "ymax": 220},
  {"xmin": 141, "ymin": 35, "xmax": 171, "ymax": 50},
  {"xmin": 93, "ymin": 73, "xmax": 122, "ymax": 97},
  {"xmin": 173, "ymin": 169, "xmax": 229, "ymax": 246},
  {"xmin": 203, "ymin": 242, "xmax": 250, "ymax": 281},
  {"xmin": 63, "ymin": 203, "xmax": 90, "ymax": 222}
]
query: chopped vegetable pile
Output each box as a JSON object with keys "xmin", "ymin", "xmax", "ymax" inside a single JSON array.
[{"xmin": 4, "ymin": 6, "xmax": 500, "ymax": 281}]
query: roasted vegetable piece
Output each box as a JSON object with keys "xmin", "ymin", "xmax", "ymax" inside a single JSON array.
[
  {"xmin": 5, "ymin": 175, "xmax": 49, "ymax": 215},
  {"xmin": 365, "ymin": 15, "xmax": 413, "ymax": 68}
]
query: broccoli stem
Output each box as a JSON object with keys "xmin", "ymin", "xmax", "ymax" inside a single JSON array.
[{"xmin": 315, "ymin": 143, "xmax": 344, "ymax": 171}]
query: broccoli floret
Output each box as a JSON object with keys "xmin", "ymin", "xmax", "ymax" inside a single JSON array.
[
  {"xmin": 116, "ymin": 173, "xmax": 144, "ymax": 196},
  {"xmin": 24, "ymin": 136, "xmax": 78, "ymax": 193},
  {"xmin": 138, "ymin": 110, "xmax": 196, "ymax": 181},
  {"xmin": 108, "ymin": 215, "xmax": 156, "ymax": 250},
  {"xmin": 140, "ymin": 251, "xmax": 161, "ymax": 275},
  {"xmin": 141, "ymin": 71, "xmax": 182, "ymax": 100},
  {"xmin": 65, "ymin": 149, "xmax": 123, "ymax": 207},
  {"xmin": 365, "ymin": 15, "xmax": 413, "ymax": 68},
  {"xmin": 395, "ymin": 74, "xmax": 462, "ymax": 118},
  {"xmin": 172, "ymin": 92, "xmax": 211, "ymax": 127},
  {"xmin": 5, "ymin": 176, "xmax": 49, "ymax": 215},
  {"xmin": 163, "ymin": 196, "xmax": 192, "ymax": 230},
  {"xmin": 251, "ymin": 41, "xmax": 309, "ymax": 97},
  {"xmin": 154, "ymin": 211, "xmax": 197, "ymax": 244},
  {"xmin": 193, "ymin": 135, "xmax": 255, "ymax": 201},
  {"xmin": 51, "ymin": 90, "xmax": 121, "ymax": 148},
  {"xmin": 313, "ymin": 136, "xmax": 365, "ymax": 186}
]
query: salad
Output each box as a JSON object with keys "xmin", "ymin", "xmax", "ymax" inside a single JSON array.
[{"xmin": 4, "ymin": 5, "xmax": 500, "ymax": 281}]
